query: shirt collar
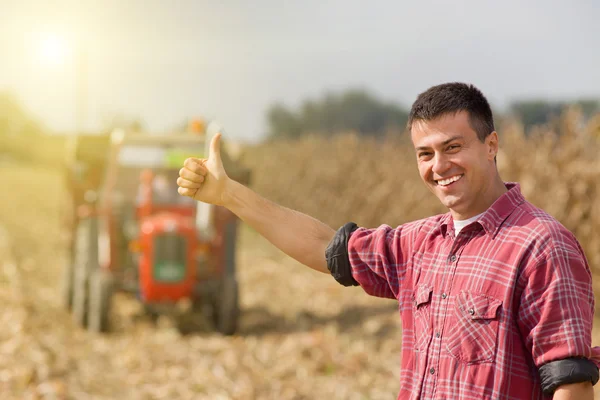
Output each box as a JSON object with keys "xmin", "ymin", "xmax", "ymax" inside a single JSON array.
[{"xmin": 440, "ymin": 182, "xmax": 526, "ymax": 238}]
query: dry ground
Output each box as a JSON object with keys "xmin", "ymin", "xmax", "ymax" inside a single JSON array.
[
  {"xmin": 0, "ymin": 162, "xmax": 401, "ymax": 400},
  {"xmin": 1, "ymin": 158, "xmax": 600, "ymax": 399}
]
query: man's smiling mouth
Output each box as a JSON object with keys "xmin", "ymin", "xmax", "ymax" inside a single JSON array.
[{"xmin": 435, "ymin": 174, "xmax": 463, "ymax": 186}]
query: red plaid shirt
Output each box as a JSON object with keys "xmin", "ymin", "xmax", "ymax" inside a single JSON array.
[{"xmin": 348, "ymin": 183, "xmax": 600, "ymax": 399}]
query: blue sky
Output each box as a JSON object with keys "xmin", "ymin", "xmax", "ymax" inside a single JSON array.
[{"xmin": 1, "ymin": 0, "xmax": 599, "ymax": 142}]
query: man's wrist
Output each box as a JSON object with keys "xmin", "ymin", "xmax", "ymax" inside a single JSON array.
[{"xmin": 220, "ymin": 178, "xmax": 239, "ymax": 209}]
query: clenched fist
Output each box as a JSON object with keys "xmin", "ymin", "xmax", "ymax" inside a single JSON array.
[{"xmin": 177, "ymin": 132, "xmax": 230, "ymax": 206}]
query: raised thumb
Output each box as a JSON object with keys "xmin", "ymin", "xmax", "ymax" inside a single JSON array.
[{"xmin": 209, "ymin": 132, "xmax": 222, "ymax": 164}]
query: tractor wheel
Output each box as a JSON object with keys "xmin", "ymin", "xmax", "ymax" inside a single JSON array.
[
  {"xmin": 71, "ymin": 218, "xmax": 99, "ymax": 327},
  {"xmin": 212, "ymin": 220, "xmax": 240, "ymax": 335},
  {"xmin": 60, "ymin": 191, "xmax": 77, "ymax": 311},
  {"xmin": 60, "ymin": 249, "xmax": 75, "ymax": 311},
  {"xmin": 88, "ymin": 268, "xmax": 114, "ymax": 333}
]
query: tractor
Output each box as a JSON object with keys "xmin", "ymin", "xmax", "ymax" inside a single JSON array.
[{"xmin": 61, "ymin": 127, "xmax": 249, "ymax": 335}]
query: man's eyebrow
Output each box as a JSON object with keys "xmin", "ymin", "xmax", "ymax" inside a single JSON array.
[{"xmin": 415, "ymin": 135, "xmax": 463, "ymax": 151}]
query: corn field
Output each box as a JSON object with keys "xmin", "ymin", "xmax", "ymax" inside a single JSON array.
[{"xmin": 241, "ymin": 109, "xmax": 600, "ymax": 281}]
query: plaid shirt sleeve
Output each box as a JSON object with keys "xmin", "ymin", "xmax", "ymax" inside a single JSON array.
[
  {"xmin": 347, "ymin": 221, "xmax": 425, "ymax": 300},
  {"xmin": 517, "ymin": 229, "xmax": 599, "ymax": 381}
]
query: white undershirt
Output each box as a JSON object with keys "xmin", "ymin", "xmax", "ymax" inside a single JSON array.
[{"xmin": 453, "ymin": 212, "xmax": 485, "ymax": 235}]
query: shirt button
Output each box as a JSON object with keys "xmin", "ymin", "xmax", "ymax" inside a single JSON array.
[
  {"xmin": 429, "ymin": 367, "xmax": 435, "ymax": 375},
  {"xmin": 435, "ymin": 332, "xmax": 441, "ymax": 338},
  {"xmin": 469, "ymin": 308, "xmax": 475, "ymax": 315},
  {"xmin": 441, "ymin": 293, "xmax": 447, "ymax": 299},
  {"xmin": 449, "ymin": 255, "xmax": 457, "ymax": 263}
]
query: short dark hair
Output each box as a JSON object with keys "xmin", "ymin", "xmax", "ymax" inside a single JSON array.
[{"xmin": 407, "ymin": 82, "xmax": 495, "ymax": 142}]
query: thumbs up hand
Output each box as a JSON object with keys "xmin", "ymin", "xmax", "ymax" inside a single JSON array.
[{"xmin": 177, "ymin": 132, "xmax": 229, "ymax": 206}]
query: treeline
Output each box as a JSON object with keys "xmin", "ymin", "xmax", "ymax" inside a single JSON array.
[
  {"xmin": 266, "ymin": 90, "xmax": 408, "ymax": 139},
  {"xmin": 0, "ymin": 92, "xmax": 145, "ymax": 139},
  {"xmin": 0, "ymin": 93, "xmax": 67, "ymax": 165},
  {"xmin": 509, "ymin": 99, "xmax": 600, "ymax": 130},
  {"xmin": 2, "ymin": 90, "xmax": 600, "ymax": 144},
  {"xmin": 266, "ymin": 89, "xmax": 600, "ymax": 139},
  {"xmin": 0, "ymin": 93, "xmax": 45, "ymax": 138}
]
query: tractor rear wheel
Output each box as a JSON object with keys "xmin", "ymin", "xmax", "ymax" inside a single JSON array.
[
  {"xmin": 60, "ymin": 188, "xmax": 77, "ymax": 310},
  {"xmin": 88, "ymin": 268, "xmax": 114, "ymax": 333},
  {"xmin": 71, "ymin": 218, "xmax": 98, "ymax": 327}
]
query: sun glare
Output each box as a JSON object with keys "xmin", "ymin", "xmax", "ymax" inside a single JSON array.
[{"xmin": 39, "ymin": 34, "xmax": 70, "ymax": 66}]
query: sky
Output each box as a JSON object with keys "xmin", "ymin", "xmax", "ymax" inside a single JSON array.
[{"xmin": 0, "ymin": 0, "xmax": 599, "ymax": 142}]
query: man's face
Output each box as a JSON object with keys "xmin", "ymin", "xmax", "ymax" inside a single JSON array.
[{"xmin": 411, "ymin": 111, "xmax": 498, "ymax": 219}]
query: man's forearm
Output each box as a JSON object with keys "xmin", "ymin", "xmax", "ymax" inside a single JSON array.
[
  {"xmin": 553, "ymin": 382, "xmax": 593, "ymax": 399},
  {"xmin": 222, "ymin": 179, "xmax": 335, "ymax": 273}
]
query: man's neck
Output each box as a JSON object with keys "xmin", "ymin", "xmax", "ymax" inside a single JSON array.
[{"xmin": 451, "ymin": 175, "xmax": 508, "ymax": 220}]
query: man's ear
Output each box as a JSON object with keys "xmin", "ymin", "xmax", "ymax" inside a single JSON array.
[{"xmin": 486, "ymin": 131, "xmax": 499, "ymax": 161}]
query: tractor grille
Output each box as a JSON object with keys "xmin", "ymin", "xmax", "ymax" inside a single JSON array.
[{"xmin": 153, "ymin": 234, "xmax": 187, "ymax": 282}]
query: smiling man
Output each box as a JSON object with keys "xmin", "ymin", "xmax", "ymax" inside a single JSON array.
[{"xmin": 177, "ymin": 82, "xmax": 600, "ymax": 399}]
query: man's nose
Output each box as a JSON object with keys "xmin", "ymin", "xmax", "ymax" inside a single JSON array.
[{"xmin": 432, "ymin": 153, "xmax": 450, "ymax": 175}]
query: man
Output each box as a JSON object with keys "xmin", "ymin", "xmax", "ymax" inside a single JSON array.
[{"xmin": 177, "ymin": 82, "xmax": 600, "ymax": 399}]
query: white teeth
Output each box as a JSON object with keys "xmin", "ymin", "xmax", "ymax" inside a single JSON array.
[{"xmin": 437, "ymin": 175, "xmax": 462, "ymax": 186}]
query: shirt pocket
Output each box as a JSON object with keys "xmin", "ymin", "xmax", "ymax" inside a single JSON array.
[
  {"xmin": 413, "ymin": 284, "xmax": 433, "ymax": 352},
  {"xmin": 445, "ymin": 291, "xmax": 502, "ymax": 364}
]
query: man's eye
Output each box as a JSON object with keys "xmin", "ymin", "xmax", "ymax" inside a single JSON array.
[
  {"xmin": 418, "ymin": 152, "xmax": 432, "ymax": 159},
  {"xmin": 447, "ymin": 145, "xmax": 460, "ymax": 151}
]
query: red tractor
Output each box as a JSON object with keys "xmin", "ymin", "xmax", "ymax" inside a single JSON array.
[{"xmin": 62, "ymin": 129, "xmax": 249, "ymax": 335}]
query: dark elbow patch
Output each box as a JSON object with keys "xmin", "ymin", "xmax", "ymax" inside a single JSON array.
[
  {"xmin": 539, "ymin": 357, "xmax": 599, "ymax": 395},
  {"xmin": 325, "ymin": 222, "xmax": 359, "ymax": 287}
]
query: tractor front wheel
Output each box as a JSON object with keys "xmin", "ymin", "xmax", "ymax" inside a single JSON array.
[
  {"xmin": 212, "ymin": 276, "xmax": 239, "ymax": 335},
  {"xmin": 211, "ymin": 220, "xmax": 240, "ymax": 335}
]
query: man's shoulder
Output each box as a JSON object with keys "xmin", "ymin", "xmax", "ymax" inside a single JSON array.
[{"xmin": 506, "ymin": 199, "xmax": 580, "ymax": 250}]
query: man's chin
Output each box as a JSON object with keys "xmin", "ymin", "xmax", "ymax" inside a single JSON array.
[
  {"xmin": 437, "ymin": 194, "xmax": 462, "ymax": 210},
  {"xmin": 429, "ymin": 185, "xmax": 464, "ymax": 208}
]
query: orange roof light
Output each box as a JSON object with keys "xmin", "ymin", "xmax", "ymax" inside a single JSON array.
[{"xmin": 189, "ymin": 118, "xmax": 206, "ymax": 135}]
